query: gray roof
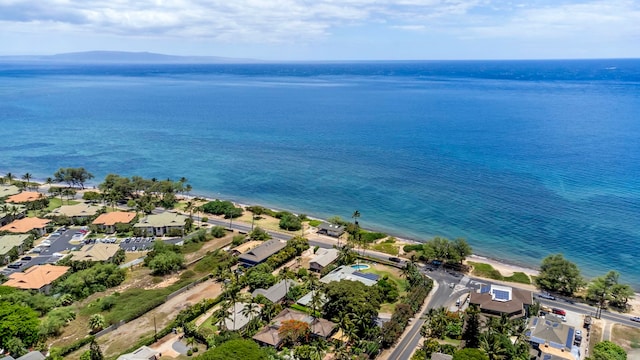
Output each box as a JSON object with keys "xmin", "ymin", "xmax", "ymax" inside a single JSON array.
[
  {"xmin": 431, "ymin": 353, "xmax": 453, "ymax": 360},
  {"xmin": 224, "ymin": 302, "xmax": 262, "ymax": 331},
  {"xmin": 239, "ymin": 239, "xmax": 287, "ymax": 265},
  {"xmin": 252, "ymin": 279, "xmax": 298, "ymax": 303},
  {"xmin": 117, "ymin": 346, "xmax": 159, "ymax": 360},
  {"xmin": 16, "ymin": 352, "xmax": 45, "ymax": 360},
  {"xmin": 296, "ymin": 289, "xmax": 327, "ymax": 307},
  {"xmin": 527, "ymin": 316, "xmax": 575, "ymax": 351},
  {"xmin": 318, "ymin": 222, "xmax": 344, "ymax": 231},
  {"xmin": 320, "ymin": 265, "xmax": 379, "ymax": 286},
  {"xmin": 0, "ymin": 185, "xmax": 20, "ymax": 198},
  {"xmin": 309, "ymin": 248, "xmax": 339, "ymax": 268},
  {"xmin": 48, "ymin": 203, "xmax": 101, "ymax": 218}
]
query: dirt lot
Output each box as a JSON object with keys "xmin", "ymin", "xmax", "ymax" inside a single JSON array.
[{"xmin": 95, "ymin": 279, "xmax": 223, "ymax": 358}]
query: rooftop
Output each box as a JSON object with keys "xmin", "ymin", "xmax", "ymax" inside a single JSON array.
[
  {"xmin": 6, "ymin": 191, "xmax": 44, "ymax": 203},
  {"xmin": 69, "ymin": 243, "xmax": 120, "ymax": 262},
  {"xmin": 116, "ymin": 346, "xmax": 160, "ymax": 360},
  {"xmin": 4, "ymin": 264, "xmax": 70, "ymax": 290},
  {"xmin": 469, "ymin": 284, "xmax": 532, "ymax": 317},
  {"xmin": 252, "ymin": 279, "xmax": 298, "ymax": 303},
  {"xmin": 0, "ymin": 234, "xmax": 31, "ymax": 255},
  {"xmin": 238, "ymin": 239, "xmax": 287, "ymax": 264},
  {"xmin": 224, "ymin": 302, "xmax": 262, "ymax": 331},
  {"xmin": 93, "ymin": 211, "xmax": 136, "ymax": 226},
  {"xmin": 49, "ymin": 203, "xmax": 102, "ymax": 218},
  {"xmin": 253, "ymin": 308, "xmax": 336, "ymax": 346},
  {"xmin": 133, "ymin": 211, "xmax": 187, "ymax": 228},
  {"xmin": 0, "ymin": 185, "xmax": 21, "ymax": 198},
  {"xmin": 527, "ymin": 316, "xmax": 575, "ymax": 353},
  {"xmin": 0, "ymin": 217, "xmax": 50, "ymax": 233},
  {"xmin": 309, "ymin": 248, "xmax": 339, "ymax": 268},
  {"xmin": 319, "ymin": 265, "xmax": 379, "ymax": 286}
]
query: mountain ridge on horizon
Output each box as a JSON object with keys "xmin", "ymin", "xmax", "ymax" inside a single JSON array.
[{"xmin": 0, "ymin": 50, "xmax": 262, "ymax": 64}]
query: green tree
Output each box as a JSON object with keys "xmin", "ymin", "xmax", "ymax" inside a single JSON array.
[
  {"xmin": 463, "ymin": 305, "xmax": 482, "ymax": 348},
  {"xmin": 453, "ymin": 348, "xmax": 490, "ymax": 360},
  {"xmin": 249, "ymin": 226, "xmax": 271, "ymax": 241},
  {"xmin": 279, "ymin": 212, "xmax": 302, "ymax": 231},
  {"xmin": 196, "ymin": 339, "xmax": 268, "ymax": 360},
  {"xmin": 54, "ymin": 167, "xmax": 94, "ymax": 189},
  {"xmin": 21, "ymin": 173, "xmax": 33, "ymax": 190},
  {"xmin": 89, "ymin": 314, "xmax": 106, "ymax": 333},
  {"xmin": 0, "ymin": 303, "xmax": 40, "ymax": 347},
  {"xmin": 421, "ymin": 307, "xmax": 449, "ymax": 340},
  {"xmin": 591, "ymin": 340, "xmax": 626, "ymax": 360},
  {"xmin": 322, "ymin": 280, "xmax": 381, "ymax": 339},
  {"xmin": 535, "ymin": 254, "xmax": 584, "ymax": 296},
  {"xmin": 147, "ymin": 251, "xmax": 185, "ymax": 275},
  {"xmin": 210, "ymin": 226, "xmax": 226, "ymax": 238},
  {"xmin": 586, "ymin": 271, "xmax": 635, "ymax": 309},
  {"xmin": 3, "ymin": 337, "xmax": 26, "ymax": 358},
  {"xmin": 89, "ymin": 339, "xmax": 104, "ymax": 360}
]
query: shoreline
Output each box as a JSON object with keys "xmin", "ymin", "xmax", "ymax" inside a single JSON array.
[{"xmin": 3, "ymin": 171, "xmax": 638, "ymax": 293}]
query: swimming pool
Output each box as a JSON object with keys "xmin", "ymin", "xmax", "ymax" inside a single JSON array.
[{"xmin": 350, "ymin": 264, "xmax": 371, "ymax": 270}]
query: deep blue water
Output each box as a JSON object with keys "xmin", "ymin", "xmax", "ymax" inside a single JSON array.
[{"xmin": 1, "ymin": 60, "xmax": 639, "ymax": 287}]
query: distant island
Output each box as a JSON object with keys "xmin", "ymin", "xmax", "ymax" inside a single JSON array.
[{"xmin": 0, "ymin": 50, "xmax": 261, "ymax": 64}]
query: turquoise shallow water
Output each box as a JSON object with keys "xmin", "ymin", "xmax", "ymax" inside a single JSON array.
[{"xmin": 1, "ymin": 60, "xmax": 639, "ymax": 287}]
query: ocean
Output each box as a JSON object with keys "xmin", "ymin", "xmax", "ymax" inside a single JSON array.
[{"xmin": 1, "ymin": 59, "xmax": 639, "ymax": 287}]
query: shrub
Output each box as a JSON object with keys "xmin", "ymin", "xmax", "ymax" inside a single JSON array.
[
  {"xmin": 278, "ymin": 212, "xmax": 302, "ymax": 231},
  {"xmin": 211, "ymin": 226, "xmax": 226, "ymax": 238}
]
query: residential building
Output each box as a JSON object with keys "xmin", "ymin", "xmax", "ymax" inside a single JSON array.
[
  {"xmin": 309, "ymin": 248, "xmax": 339, "ymax": 272},
  {"xmin": 431, "ymin": 354, "xmax": 453, "ymax": 360},
  {"xmin": 230, "ymin": 240, "xmax": 262, "ymax": 256},
  {"xmin": 0, "ymin": 185, "xmax": 20, "ymax": 198},
  {"xmin": 0, "ymin": 204, "xmax": 26, "ymax": 226},
  {"xmin": 0, "ymin": 217, "xmax": 51, "ymax": 235},
  {"xmin": 238, "ymin": 239, "xmax": 287, "ymax": 267},
  {"xmin": 69, "ymin": 243, "xmax": 120, "ymax": 262},
  {"xmin": 48, "ymin": 203, "xmax": 102, "ymax": 221},
  {"xmin": 252, "ymin": 279, "xmax": 298, "ymax": 303},
  {"xmin": 92, "ymin": 211, "xmax": 136, "ymax": 233},
  {"xmin": 133, "ymin": 211, "xmax": 188, "ymax": 236},
  {"xmin": 317, "ymin": 222, "xmax": 345, "ymax": 237},
  {"xmin": 1, "ymin": 351, "xmax": 46, "ymax": 360},
  {"xmin": 0, "ymin": 234, "xmax": 31, "ymax": 265},
  {"xmin": 5, "ymin": 191, "xmax": 44, "ymax": 204},
  {"xmin": 224, "ymin": 302, "xmax": 262, "ymax": 331},
  {"xmin": 469, "ymin": 284, "xmax": 533, "ymax": 318},
  {"xmin": 253, "ymin": 308, "xmax": 336, "ymax": 348},
  {"xmin": 116, "ymin": 346, "xmax": 160, "ymax": 360},
  {"xmin": 4, "ymin": 264, "xmax": 70, "ymax": 294},
  {"xmin": 526, "ymin": 316, "xmax": 579, "ymax": 360},
  {"xmin": 296, "ymin": 290, "xmax": 326, "ymax": 308},
  {"xmin": 319, "ymin": 265, "xmax": 380, "ymax": 287}
]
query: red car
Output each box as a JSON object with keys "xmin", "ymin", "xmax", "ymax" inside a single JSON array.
[{"xmin": 552, "ymin": 308, "xmax": 566, "ymax": 316}]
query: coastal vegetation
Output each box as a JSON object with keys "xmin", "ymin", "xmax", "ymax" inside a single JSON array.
[{"xmin": 467, "ymin": 262, "xmax": 531, "ymax": 284}]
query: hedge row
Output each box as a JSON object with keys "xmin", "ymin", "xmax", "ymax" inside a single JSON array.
[{"xmin": 380, "ymin": 277, "xmax": 433, "ymax": 348}]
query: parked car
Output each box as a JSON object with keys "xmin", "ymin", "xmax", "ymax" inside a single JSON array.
[
  {"xmin": 388, "ymin": 257, "xmax": 401, "ymax": 263},
  {"xmin": 7, "ymin": 262, "xmax": 23, "ymax": 269},
  {"xmin": 538, "ymin": 292, "xmax": 556, "ymax": 300},
  {"xmin": 552, "ymin": 308, "xmax": 567, "ymax": 316},
  {"xmin": 21, "ymin": 256, "xmax": 32, "ymax": 261},
  {"xmin": 630, "ymin": 316, "xmax": 640, "ymax": 323}
]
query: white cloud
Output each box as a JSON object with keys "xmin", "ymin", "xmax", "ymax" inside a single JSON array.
[{"xmin": 0, "ymin": 0, "xmax": 484, "ymax": 42}]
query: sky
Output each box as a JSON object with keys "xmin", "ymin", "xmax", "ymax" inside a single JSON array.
[{"xmin": 0, "ymin": 0, "xmax": 639, "ymax": 60}]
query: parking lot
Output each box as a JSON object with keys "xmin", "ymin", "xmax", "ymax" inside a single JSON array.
[{"xmin": 1, "ymin": 227, "xmax": 183, "ymax": 276}]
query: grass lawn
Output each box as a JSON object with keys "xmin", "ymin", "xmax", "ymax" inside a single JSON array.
[
  {"xmin": 362, "ymin": 264, "xmax": 408, "ymax": 313},
  {"xmin": 468, "ymin": 261, "xmax": 531, "ymax": 284},
  {"xmin": 611, "ymin": 324, "xmax": 640, "ymax": 351},
  {"xmin": 371, "ymin": 242, "xmax": 399, "ymax": 256}
]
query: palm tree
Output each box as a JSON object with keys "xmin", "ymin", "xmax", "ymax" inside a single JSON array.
[
  {"xmin": 241, "ymin": 301, "xmax": 261, "ymax": 333},
  {"xmin": 351, "ymin": 210, "xmax": 360, "ymax": 226},
  {"xmin": 5, "ymin": 172, "xmax": 14, "ymax": 184},
  {"xmin": 480, "ymin": 332, "xmax": 509, "ymax": 360},
  {"xmin": 21, "ymin": 173, "xmax": 32, "ymax": 190},
  {"xmin": 184, "ymin": 200, "xmax": 194, "ymax": 222}
]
